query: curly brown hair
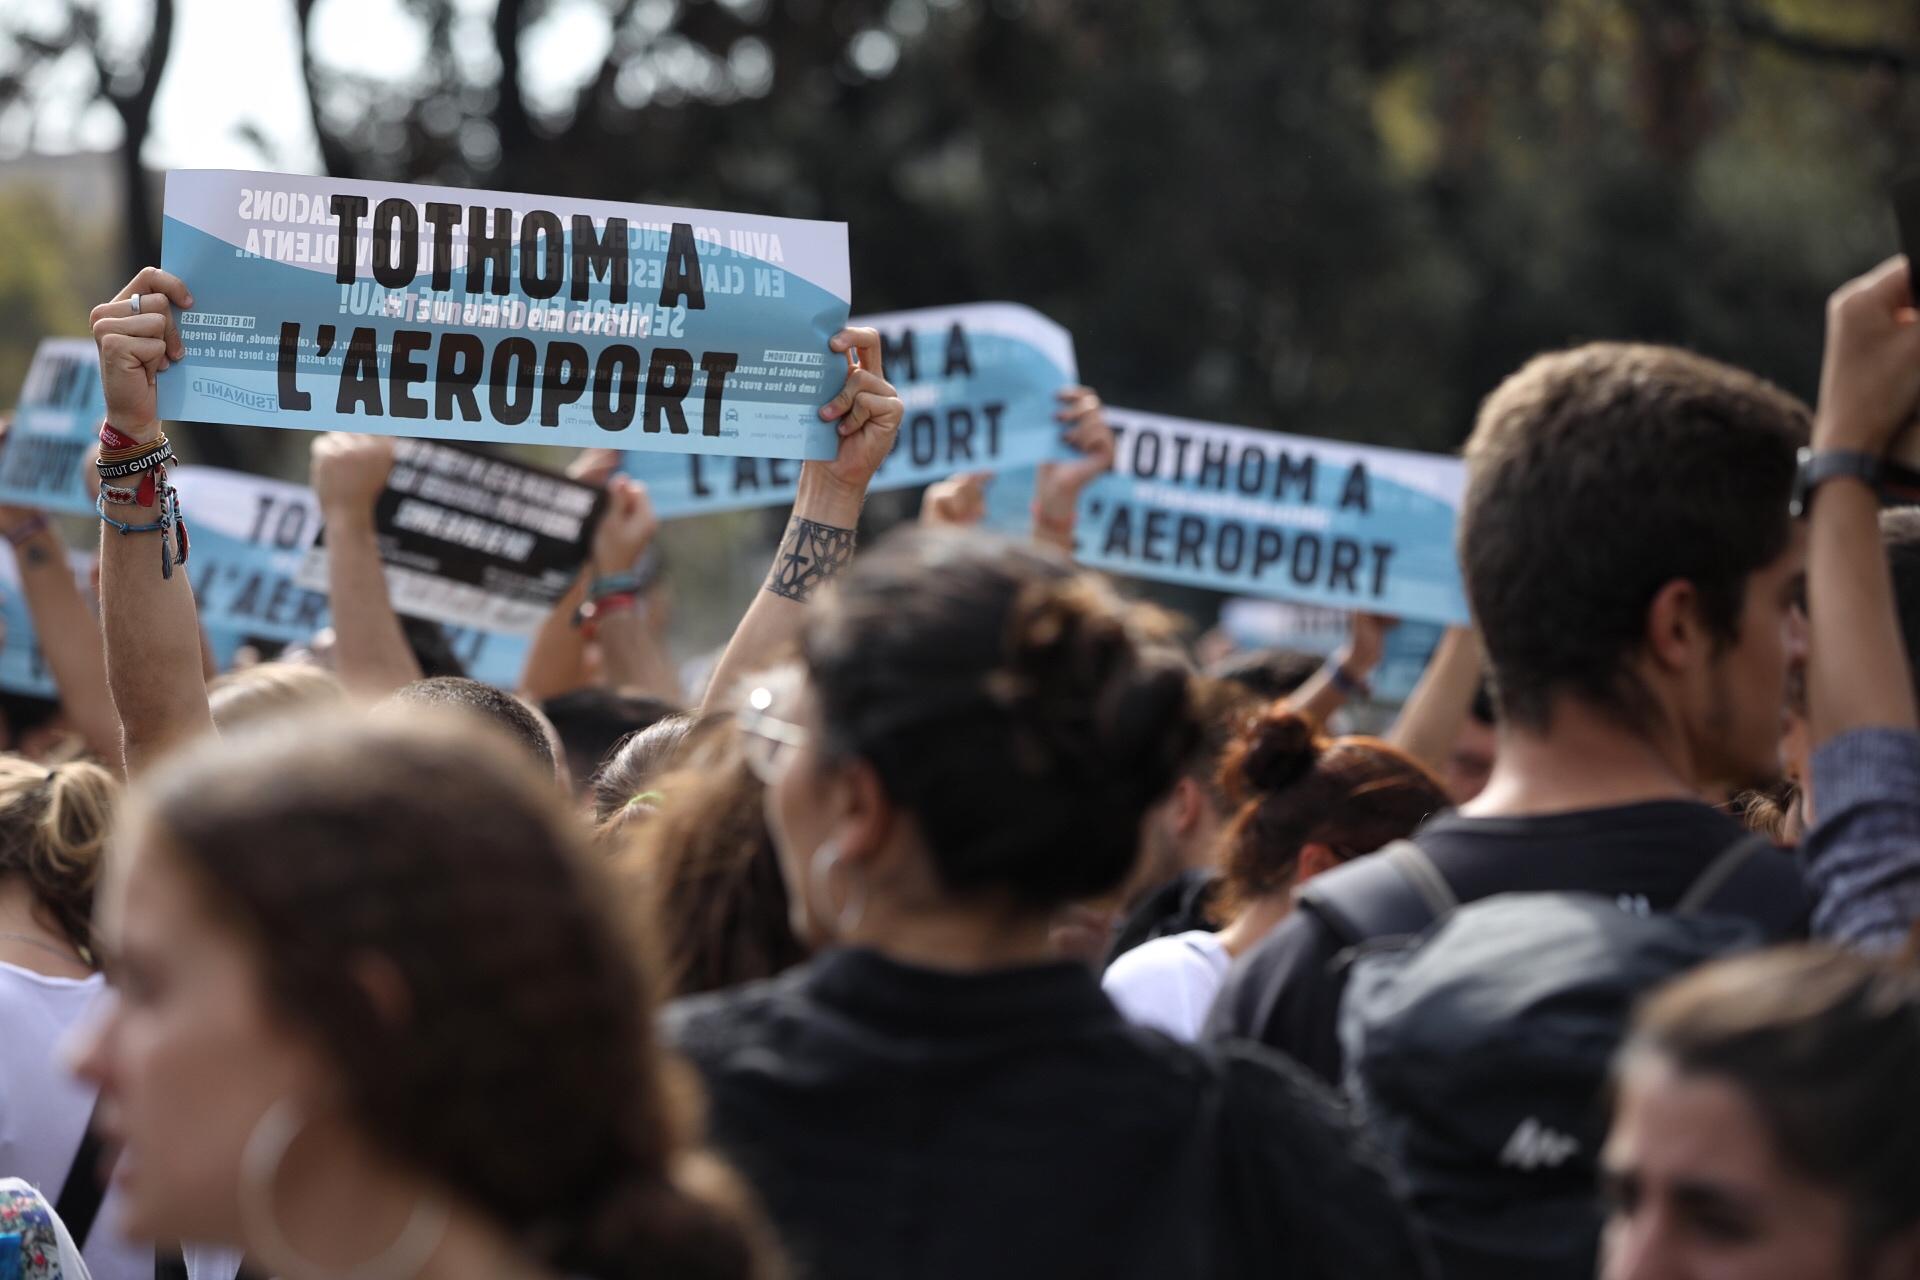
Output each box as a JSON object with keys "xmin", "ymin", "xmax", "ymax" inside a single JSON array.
[
  {"xmin": 136, "ymin": 713, "xmax": 780, "ymax": 1280},
  {"xmin": 1210, "ymin": 707, "xmax": 1449, "ymax": 922}
]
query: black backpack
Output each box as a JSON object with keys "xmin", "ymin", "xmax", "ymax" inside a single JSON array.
[{"xmin": 1323, "ymin": 836, "xmax": 1777, "ymax": 1280}]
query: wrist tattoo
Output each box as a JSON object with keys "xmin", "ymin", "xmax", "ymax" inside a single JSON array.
[{"xmin": 766, "ymin": 517, "xmax": 856, "ymax": 603}]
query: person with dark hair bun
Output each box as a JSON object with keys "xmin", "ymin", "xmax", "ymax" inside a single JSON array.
[
  {"xmin": 668, "ymin": 526, "xmax": 1435, "ymax": 1280},
  {"xmin": 71, "ymin": 715, "xmax": 779, "ymax": 1280},
  {"xmin": 1104, "ymin": 708, "xmax": 1448, "ymax": 1041},
  {"xmin": 1602, "ymin": 946, "xmax": 1920, "ymax": 1279}
]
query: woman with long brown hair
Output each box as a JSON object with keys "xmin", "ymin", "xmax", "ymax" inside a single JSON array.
[{"xmin": 72, "ymin": 715, "xmax": 778, "ymax": 1280}]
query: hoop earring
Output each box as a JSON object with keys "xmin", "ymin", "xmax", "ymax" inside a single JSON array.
[
  {"xmin": 239, "ymin": 1099, "xmax": 450, "ymax": 1280},
  {"xmin": 808, "ymin": 839, "xmax": 867, "ymax": 938}
]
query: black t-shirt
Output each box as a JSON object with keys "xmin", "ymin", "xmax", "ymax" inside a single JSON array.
[
  {"xmin": 1203, "ymin": 800, "xmax": 1812, "ymax": 1085},
  {"xmin": 1104, "ymin": 869, "xmax": 1222, "ymax": 968},
  {"xmin": 666, "ymin": 948, "xmax": 1436, "ymax": 1280}
]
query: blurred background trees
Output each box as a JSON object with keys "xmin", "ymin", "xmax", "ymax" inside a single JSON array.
[{"xmin": 2, "ymin": 0, "xmax": 1917, "ymax": 448}]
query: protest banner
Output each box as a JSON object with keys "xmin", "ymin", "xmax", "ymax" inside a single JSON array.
[
  {"xmin": 297, "ymin": 440, "xmax": 601, "ymax": 635},
  {"xmin": 988, "ymin": 409, "xmax": 1468, "ymax": 626},
  {"xmin": 0, "ymin": 337, "xmax": 105, "ymax": 515},
  {"xmin": 157, "ymin": 169, "xmax": 851, "ymax": 459},
  {"xmin": 175, "ymin": 465, "xmax": 331, "ymax": 642},
  {"xmin": 0, "ymin": 547, "xmax": 96, "ymax": 699},
  {"xmin": 1216, "ymin": 598, "xmax": 1444, "ymax": 703},
  {"xmin": 623, "ymin": 302, "xmax": 1077, "ymax": 517}
]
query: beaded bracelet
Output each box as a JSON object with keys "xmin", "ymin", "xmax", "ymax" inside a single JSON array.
[
  {"xmin": 587, "ymin": 570, "xmax": 649, "ymax": 601},
  {"xmin": 97, "ymin": 479, "xmax": 191, "ymax": 580}
]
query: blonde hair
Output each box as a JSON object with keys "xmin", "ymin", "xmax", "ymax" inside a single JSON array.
[
  {"xmin": 0, "ymin": 753, "xmax": 119, "ymax": 956},
  {"xmin": 208, "ymin": 662, "xmax": 348, "ymax": 732}
]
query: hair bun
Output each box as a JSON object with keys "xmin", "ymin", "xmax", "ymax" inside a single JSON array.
[{"xmin": 1237, "ymin": 709, "xmax": 1322, "ymax": 794}]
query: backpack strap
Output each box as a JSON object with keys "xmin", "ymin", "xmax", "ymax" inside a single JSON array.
[
  {"xmin": 54, "ymin": 1092, "xmax": 110, "ymax": 1248},
  {"xmin": 1385, "ymin": 841, "xmax": 1460, "ymax": 919},
  {"xmin": 1294, "ymin": 839, "xmax": 1453, "ymax": 950},
  {"xmin": 1676, "ymin": 831, "xmax": 1778, "ymax": 915}
]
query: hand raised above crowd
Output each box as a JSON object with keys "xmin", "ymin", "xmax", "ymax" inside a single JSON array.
[{"xmin": 89, "ymin": 267, "xmax": 192, "ymax": 443}]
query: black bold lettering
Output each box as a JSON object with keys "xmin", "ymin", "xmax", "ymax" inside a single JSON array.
[
  {"xmin": 335, "ymin": 327, "xmax": 383, "ymax": 416},
  {"xmin": 1198, "ymin": 441, "xmax": 1230, "ymax": 490},
  {"xmin": 689, "ymin": 456, "xmax": 712, "ymax": 499},
  {"xmin": 1101, "ymin": 505, "xmax": 1135, "ymax": 557},
  {"xmin": 466, "ymin": 206, "xmax": 514, "ymax": 296},
  {"xmin": 881, "ymin": 330, "xmax": 917, "ymax": 381},
  {"xmin": 519, "ymin": 209, "xmax": 565, "ymax": 300},
  {"xmin": 1216, "ymin": 522, "xmax": 1246, "ymax": 573},
  {"xmin": 1236, "ymin": 447, "xmax": 1266, "ymax": 495},
  {"xmin": 658, "ymin": 223, "xmax": 706, "ymax": 310},
  {"xmin": 1252, "ymin": 527, "xmax": 1285, "ymax": 578},
  {"xmin": 1368, "ymin": 542, "xmax": 1395, "ymax": 596},
  {"xmin": 277, "ymin": 322, "xmax": 310, "ymax": 411},
  {"xmin": 643, "ymin": 347, "xmax": 694, "ymax": 434},
  {"xmin": 1340, "ymin": 462, "xmax": 1371, "ymax": 513},
  {"xmin": 387, "ymin": 329, "xmax": 431, "ymax": 419},
  {"xmin": 371, "ymin": 198, "xmax": 419, "ymax": 288},
  {"xmin": 1275, "ymin": 452, "xmax": 1315, "ymax": 503},
  {"xmin": 489, "ymin": 337, "xmax": 537, "ymax": 425},
  {"xmin": 1174, "ymin": 515, "xmax": 1206, "ymax": 569},
  {"xmin": 593, "ymin": 345, "xmax": 642, "ymax": 432},
  {"xmin": 982, "ymin": 403, "xmax": 1005, "ymax": 458},
  {"xmin": 423, "ymin": 202, "xmax": 462, "ymax": 291},
  {"xmin": 1133, "ymin": 429, "xmax": 1162, "ymax": 478},
  {"xmin": 909, "ymin": 412, "xmax": 937, "ymax": 467},
  {"xmin": 436, "ymin": 333, "xmax": 485, "ymax": 421},
  {"xmin": 947, "ymin": 408, "xmax": 977, "ymax": 462},
  {"xmin": 1142, "ymin": 510, "xmax": 1170, "ymax": 563},
  {"xmin": 1328, "ymin": 538, "xmax": 1363, "ymax": 592},
  {"xmin": 942, "ymin": 323, "xmax": 973, "ymax": 377},
  {"xmin": 571, "ymin": 215, "xmax": 628, "ymax": 304},
  {"xmin": 699, "ymin": 351, "xmax": 739, "ymax": 437},
  {"xmin": 329, "ymin": 194, "xmax": 369, "ymax": 282},
  {"xmin": 539, "ymin": 341, "xmax": 590, "ymax": 427},
  {"xmin": 1291, "ymin": 534, "xmax": 1324, "ymax": 585}
]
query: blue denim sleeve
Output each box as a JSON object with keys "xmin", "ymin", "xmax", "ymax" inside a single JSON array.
[{"xmin": 1803, "ymin": 727, "xmax": 1920, "ymax": 952}]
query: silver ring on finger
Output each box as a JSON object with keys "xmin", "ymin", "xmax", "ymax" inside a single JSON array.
[{"xmin": 129, "ymin": 293, "xmax": 143, "ymax": 316}]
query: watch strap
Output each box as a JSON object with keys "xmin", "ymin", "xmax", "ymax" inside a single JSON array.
[{"xmin": 1791, "ymin": 447, "xmax": 1882, "ymax": 519}]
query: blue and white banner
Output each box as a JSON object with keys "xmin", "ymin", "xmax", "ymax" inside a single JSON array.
[
  {"xmin": 991, "ymin": 409, "xmax": 1468, "ymax": 626},
  {"xmin": 157, "ymin": 169, "xmax": 851, "ymax": 459},
  {"xmin": 0, "ymin": 546, "xmax": 97, "ymax": 699},
  {"xmin": 176, "ymin": 465, "xmax": 532, "ymax": 686},
  {"xmin": 621, "ymin": 302, "xmax": 1077, "ymax": 517},
  {"xmin": 1215, "ymin": 598, "xmax": 1444, "ymax": 704},
  {"xmin": 0, "ymin": 337, "xmax": 103, "ymax": 515}
]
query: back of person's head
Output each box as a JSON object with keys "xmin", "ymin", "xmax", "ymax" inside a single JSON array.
[
  {"xmin": 532, "ymin": 693, "xmax": 679, "ymax": 809},
  {"xmin": 802, "ymin": 528, "xmax": 1199, "ymax": 908},
  {"xmin": 1204, "ymin": 647, "xmax": 1323, "ymax": 702},
  {"xmin": 1611, "ymin": 947, "xmax": 1920, "ymax": 1274},
  {"xmin": 1878, "ymin": 507, "xmax": 1920, "ymax": 690},
  {"xmin": 1463, "ymin": 343, "xmax": 1808, "ymax": 734},
  {"xmin": 381, "ymin": 676, "xmax": 558, "ymax": 779},
  {"xmin": 0, "ymin": 754, "xmax": 117, "ymax": 956},
  {"xmin": 1182, "ymin": 676, "xmax": 1262, "ymax": 800},
  {"xmin": 97, "ymin": 714, "xmax": 772, "ymax": 1279},
  {"xmin": 615, "ymin": 721, "xmax": 807, "ymax": 998},
  {"xmin": 593, "ymin": 713, "xmax": 698, "ymax": 825},
  {"xmin": 1211, "ymin": 708, "xmax": 1448, "ymax": 920},
  {"xmin": 208, "ymin": 662, "xmax": 347, "ymax": 733}
]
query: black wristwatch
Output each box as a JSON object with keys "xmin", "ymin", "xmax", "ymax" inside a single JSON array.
[{"xmin": 1790, "ymin": 447, "xmax": 1882, "ymax": 519}]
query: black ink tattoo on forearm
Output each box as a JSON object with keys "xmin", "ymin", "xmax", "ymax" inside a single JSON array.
[{"xmin": 766, "ymin": 517, "xmax": 856, "ymax": 603}]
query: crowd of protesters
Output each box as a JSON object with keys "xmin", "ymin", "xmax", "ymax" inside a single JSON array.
[{"xmin": 2, "ymin": 245, "xmax": 1920, "ymax": 1280}]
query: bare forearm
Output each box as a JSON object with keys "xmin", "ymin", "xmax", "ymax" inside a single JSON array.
[
  {"xmin": 1389, "ymin": 627, "xmax": 1485, "ymax": 774},
  {"xmin": 100, "ymin": 492, "xmax": 212, "ymax": 771},
  {"xmin": 323, "ymin": 513, "xmax": 421, "ymax": 697},
  {"xmin": 700, "ymin": 465, "xmax": 860, "ymax": 714},
  {"xmin": 11, "ymin": 527, "xmax": 121, "ymax": 768},
  {"xmin": 596, "ymin": 609, "xmax": 681, "ymax": 700},
  {"xmin": 518, "ymin": 574, "xmax": 591, "ymax": 700},
  {"xmin": 1809, "ymin": 480, "xmax": 1917, "ymax": 741}
]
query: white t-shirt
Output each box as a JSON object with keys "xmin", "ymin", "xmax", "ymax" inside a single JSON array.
[
  {"xmin": 0, "ymin": 962, "xmax": 147, "ymax": 1280},
  {"xmin": 1101, "ymin": 930, "xmax": 1232, "ymax": 1043}
]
